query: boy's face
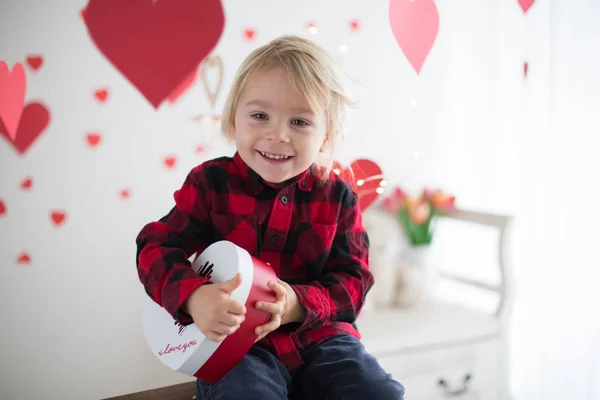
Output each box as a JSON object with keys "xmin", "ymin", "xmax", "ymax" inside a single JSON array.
[{"xmin": 232, "ymin": 66, "xmax": 327, "ymax": 184}]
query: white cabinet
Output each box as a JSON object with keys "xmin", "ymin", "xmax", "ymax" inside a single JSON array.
[{"xmin": 357, "ymin": 208, "xmax": 514, "ymax": 400}]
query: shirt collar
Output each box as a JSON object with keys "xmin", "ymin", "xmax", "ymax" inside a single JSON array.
[{"xmin": 233, "ymin": 151, "xmax": 315, "ymax": 194}]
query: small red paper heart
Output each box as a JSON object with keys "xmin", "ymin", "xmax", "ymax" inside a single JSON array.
[
  {"xmin": 332, "ymin": 159, "xmax": 384, "ymax": 212},
  {"xmin": 26, "ymin": 55, "xmax": 44, "ymax": 71},
  {"xmin": 523, "ymin": 61, "xmax": 529, "ymax": 78},
  {"xmin": 0, "ymin": 199, "xmax": 6, "ymax": 216},
  {"xmin": 17, "ymin": 252, "xmax": 31, "ymax": 264},
  {"xmin": 84, "ymin": 0, "xmax": 225, "ymax": 108},
  {"xmin": 212, "ymin": 115, "xmax": 221, "ymax": 121},
  {"xmin": 243, "ymin": 29, "xmax": 256, "ymax": 40},
  {"xmin": 0, "ymin": 102, "xmax": 50, "ymax": 155},
  {"xmin": 0, "ymin": 61, "xmax": 27, "ymax": 141},
  {"xmin": 164, "ymin": 156, "xmax": 177, "ymax": 169},
  {"xmin": 94, "ymin": 88, "xmax": 109, "ymax": 103},
  {"xmin": 21, "ymin": 177, "xmax": 33, "ymax": 190},
  {"xmin": 50, "ymin": 210, "xmax": 67, "ymax": 226},
  {"xmin": 86, "ymin": 132, "xmax": 102, "ymax": 148},
  {"xmin": 350, "ymin": 20, "xmax": 360, "ymax": 31},
  {"xmin": 195, "ymin": 145, "xmax": 205, "ymax": 154},
  {"xmin": 120, "ymin": 189, "xmax": 130, "ymax": 199}
]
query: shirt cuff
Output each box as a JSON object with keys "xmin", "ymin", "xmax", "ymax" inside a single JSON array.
[
  {"xmin": 163, "ymin": 266, "xmax": 211, "ymax": 325},
  {"xmin": 289, "ymin": 284, "xmax": 331, "ymax": 332}
]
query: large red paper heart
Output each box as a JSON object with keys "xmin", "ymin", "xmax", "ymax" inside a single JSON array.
[
  {"xmin": 0, "ymin": 102, "xmax": 50, "ymax": 155},
  {"xmin": 0, "ymin": 61, "xmax": 27, "ymax": 141},
  {"xmin": 389, "ymin": 0, "xmax": 439, "ymax": 74},
  {"xmin": 332, "ymin": 159, "xmax": 384, "ymax": 212},
  {"xmin": 84, "ymin": 0, "xmax": 225, "ymax": 109}
]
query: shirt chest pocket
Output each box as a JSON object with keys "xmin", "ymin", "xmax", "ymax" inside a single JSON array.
[
  {"xmin": 210, "ymin": 212, "xmax": 257, "ymax": 256},
  {"xmin": 292, "ymin": 222, "xmax": 338, "ymax": 271}
]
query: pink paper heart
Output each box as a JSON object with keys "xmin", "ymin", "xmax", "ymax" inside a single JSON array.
[
  {"xmin": 389, "ymin": 0, "xmax": 440, "ymax": 74},
  {"xmin": 0, "ymin": 61, "xmax": 27, "ymax": 141},
  {"xmin": 518, "ymin": 0, "xmax": 535, "ymax": 13}
]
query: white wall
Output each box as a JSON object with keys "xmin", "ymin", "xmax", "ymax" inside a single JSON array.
[{"xmin": 1, "ymin": 0, "xmax": 536, "ymax": 399}]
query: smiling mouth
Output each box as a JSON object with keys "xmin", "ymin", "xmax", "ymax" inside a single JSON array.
[{"xmin": 257, "ymin": 150, "xmax": 293, "ymax": 161}]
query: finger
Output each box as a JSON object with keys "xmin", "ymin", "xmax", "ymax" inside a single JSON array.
[
  {"xmin": 217, "ymin": 273, "xmax": 243, "ymax": 294},
  {"xmin": 255, "ymin": 333, "xmax": 266, "ymax": 343},
  {"xmin": 213, "ymin": 323, "xmax": 240, "ymax": 336},
  {"xmin": 255, "ymin": 314, "xmax": 282, "ymax": 336},
  {"xmin": 255, "ymin": 301, "xmax": 283, "ymax": 315},
  {"xmin": 218, "ymin": 313, "xmax": 245, "ymax": 327},
  {"xmin": 206, "ymin": 331, "xmax": 227, "ymax": 342},
  {"xmin": 268, "ymin": 280, "xmax": 287, "ymax": 300},
  {"xmin": 225, "ymin": 299, "xmax": 247, "ymax": 315}
]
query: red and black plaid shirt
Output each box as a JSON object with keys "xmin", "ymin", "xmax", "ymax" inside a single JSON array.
[{"xmin": 136, "ymin": 152, "xmax": 374, "ymax": 371}]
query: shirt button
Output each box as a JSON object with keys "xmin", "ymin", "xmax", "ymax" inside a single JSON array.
[
  {"xmin": 270, "ymin": 235, "xmax": 279, "ymax": 244},
  {"xmin": 301, "ymin": 182, "xmax": 308, "ymax": 188},
  {"xmin": 280, "ymin": 196, "xmax": 288, "ymax": 205}
]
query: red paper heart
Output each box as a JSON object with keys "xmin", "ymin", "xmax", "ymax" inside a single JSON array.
[
  {"xmin": 50, "ymin": 211, "xmax": 66, "ymax": 226},
  {"xmin": 0, "ymin": 102, "xmax": 50, "ymax": 155},
  {"xmin": 243, "ymin": 29, "xmax": 256, "ymax": 40},
  {"xmin": 86, "ymin": 132, "xmax": 102, "ymax": 148},
  {"xmin": 21, "ymin": 177, "xmax": 33, "ymax": 190},
  {"xmin": 84, "ymin": 0, "xmax": 225, "ymax": 109},
  {"xmin": 26, "ymin": 55, "xmax": 44, "ymax": 71},
  {"xmin": 195, "ymin": 145, "xmax": 205, "ymax": 154},
  {"xmin": 350, "ymin": 20, "xmax": 360, "ymax": 31},
  {"xmin": 0, "ymin": 61, "xmax": 27, "ymax": 141},
  {"xmin": 164, "ymin": 156, "xmax": 177, "ymax": 169},
  {"xmin": 389, "ymin": 0, "xmax": 439, "ymax": 74},
  {"xmin": 120, "ymin": 189, "xmax": 130, "ymax": 199},
  {"xmin": 518, "ymin": 0, "xmax": 535, "ymax": 13},
  {"xmin": 523, "ymin": 61, "xmax": 529, "ymax": 78},
  {"xmin": 167, "ymin": 65, "xmax": 200, "ymax": 104},
  {"xmin": 17, "ymin": 252, "xmax": 31, "ymax": 264},
  {"xmin": 0, "ymin": 199, "xmax": 6, "ymax": 216},
  {"xmin": 94, "ymin": 88, "xmax": 109, "ymax": 103},
  {"xmin": 331, "ymin": 159, "xmax": 384, "ymax": 212}
]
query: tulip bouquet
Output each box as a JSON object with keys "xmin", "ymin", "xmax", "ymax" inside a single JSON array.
[{"xmin": 383, "ymin": 187, "xmax": 456, "ymax": 247}]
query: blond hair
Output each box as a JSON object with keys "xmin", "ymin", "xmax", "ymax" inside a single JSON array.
[{"xmin": 221, "ymin": 34, "xmax": 352, "ymax": 175}]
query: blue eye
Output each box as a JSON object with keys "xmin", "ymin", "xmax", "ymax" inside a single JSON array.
[{"xmin": 291, "ymin": 119, "xmax": 309, "ymax": 126}]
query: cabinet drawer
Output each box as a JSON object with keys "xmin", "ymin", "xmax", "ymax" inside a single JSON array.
[{"xmin": 375, "ymin": 341, "xmax": 501, "ymax": 400}]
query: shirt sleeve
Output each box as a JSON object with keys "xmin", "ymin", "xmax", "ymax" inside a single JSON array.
[
  {"xmin": 135, "ymin": 165, "xmax": 213, "ymax": 325},
  {"xmin": 290, "ymin": 186, "xmax": 374, "ymax": 332}
]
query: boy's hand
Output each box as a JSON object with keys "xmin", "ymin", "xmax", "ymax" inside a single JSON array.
[
  {"xmin": 184, "ymin": 273, "xmax": 247, "ymax": 342},
  {"xmin": 254, "ymin": 279, "xmax": 305, "ymax": 342}
]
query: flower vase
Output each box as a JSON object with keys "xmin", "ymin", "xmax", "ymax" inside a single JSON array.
[{"xmin": 395, "ymin": 244, "xmax": 437, "ymax": 308}]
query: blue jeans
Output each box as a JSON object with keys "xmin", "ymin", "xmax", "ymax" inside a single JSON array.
[{"xmin": 196, "ymin": 334, "xmax": 405, "ymax": 399}]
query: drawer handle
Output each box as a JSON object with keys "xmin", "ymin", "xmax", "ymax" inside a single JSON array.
[{"xmin": 437, "ymin": 373, "xmax": 471, "ymax": 397}]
